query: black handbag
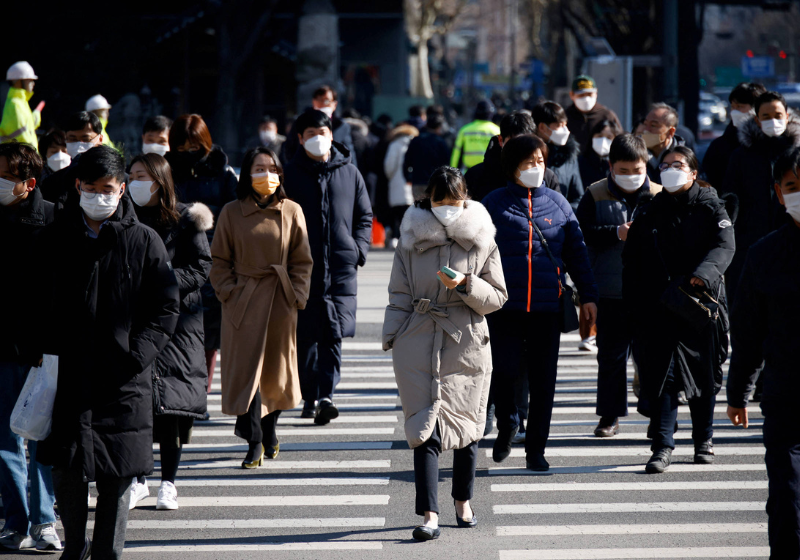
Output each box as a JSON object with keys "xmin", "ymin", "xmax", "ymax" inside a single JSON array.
[{"xmin": 512, "ymin": 196, "xmax": 580, "ymax": 333}]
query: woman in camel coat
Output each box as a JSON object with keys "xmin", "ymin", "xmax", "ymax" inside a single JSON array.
[{"xmin": 210, "ymin": 146, "xmax": 313, "ymax": 468}]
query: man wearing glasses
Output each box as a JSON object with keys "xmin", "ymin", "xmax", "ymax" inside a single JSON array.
[{"xmin": 640, "ymin": 103, "xmax": 685, "ymax": 184}]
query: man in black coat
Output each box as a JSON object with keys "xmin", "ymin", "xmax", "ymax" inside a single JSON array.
[
  {"xmin": 641, "ymin": 103, "xmax": 685, "ymax": 184},
  {"xmin": 465, "ymin": 111, "xmax": 560, "ymax": 202},
  {"xmin": 35, "ymin": 146, "xmax": 179, "ymax": 559},
  {"xmin": 403, "ymin": 114, "xmax": 450, "ymax": 193},
  {"xmin": 533, "ymin": 102, "xmax": 584, "ymax": 209},
  {"xmin": 703, "ymin": 82, "xmax": 766, "ymax": 191},
  {"xmin": 283, "ymin": 110, "xmax": 373, "ymax": 424},
  {"xmin": 0, "ymin": 143, "xmax": 61, "ymax": 551},
  {"xmin": 727, "ymin": 148, "xmax": 800, "ymax": 559}
]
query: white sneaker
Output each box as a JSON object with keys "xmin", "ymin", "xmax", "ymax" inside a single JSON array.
[
  {"xmin": 129, "ymin": 478, "xmax": 150, "ymax": 510},
  {"xmin": 156, "ymin": 481, "xmax": 179, "ymax": 510},
  {"xmin": 30, "ymin": 523, "xmax": 63, "ymax": 551},
  {"xmin": 0, "ymin": 528, "xmax": 35, "ymax": 550},
  {"xmin": 578, "ymin": 336, "xmax": 598, "ymax": 353}
]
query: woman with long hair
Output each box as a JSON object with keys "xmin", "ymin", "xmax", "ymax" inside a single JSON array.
[
  {"xmin": 210, "ymin": 147, "xmax": 313, "ymax": 467},
  {"xmin": 126, "ymin": 152, "xmax": 213, "ymax": 510}
]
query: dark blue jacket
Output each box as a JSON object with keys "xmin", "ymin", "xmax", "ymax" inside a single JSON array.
[
  {"xmin": 283, "ymin": 141, "xmax": 373, "ymax": 339},
  {"xmin": 548, "ymin": 137, "xmax": 584, "ymax": 211},
  {"xmin": 483, "ymin": 182, "xmax": 598, "ymax": 313}
]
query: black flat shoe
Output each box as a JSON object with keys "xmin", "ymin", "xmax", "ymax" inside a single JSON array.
[
  {"xmin": 314, "ymin": 398, "xmax": 339, "ymax": 426},
  {"xmin": 526, "ymin": 452, "xmax": 550, "ymax": 472},
  {"xmin": 412, "ymin": 525, "xmax": 441, "ymax": 541},
  {"xmin": 492, "ymin": 426, "xmax": 518, "ymax": 463},
  {"xmin": 301, "ymin": 401, "xmax": 317, "ymax": 419},
  {"xmin": 455, "ymin": 500, "xmax": 477, "ymax": 528}
]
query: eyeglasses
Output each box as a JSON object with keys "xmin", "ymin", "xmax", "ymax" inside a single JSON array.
[
  {"xmin": 658, "ymin": 162, "xmax": 689, "ymax": 172},
  {"xmin": 80, "ymin": 187, "xmax": 120, "ymax": 198}
]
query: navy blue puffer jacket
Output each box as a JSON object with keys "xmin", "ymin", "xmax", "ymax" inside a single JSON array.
[{"xmin": 483, "ymin": 182, "xmax": 598, "ymax": 313}]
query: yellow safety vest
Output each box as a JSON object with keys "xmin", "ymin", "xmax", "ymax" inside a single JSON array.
[
  {"xmin": 0, "ymin": 87, "xmax": 41, "ymax": 149},
  {"xmin": 450, "ymin": 119, "xmax": 501, "ymax": 170}
]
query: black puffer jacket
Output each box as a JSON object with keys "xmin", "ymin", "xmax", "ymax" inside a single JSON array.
[
  {"xmin": 702, "ymin": 122, "xmax": 740, "ymax": 191},
  {"xmin": 547, "ymin": 137, "xmax": 584, "ymax": 210},
  {"xmin": 720, "ymin": 113, "xmax": 799, "ymax": 301},
  {"xmin": 465, "ymin": 136, "xmax": 560, "ymax": 202},
  {"xmin": 283, "ymin": 141, "xmax": 373, "ymax": 339},
  {"xmin": 166, "ymin": 145, "xmax": 238, "ymax": 246},
  {"xmin": 0, "ymin": 187, "xmax": 54, "ymax": 364},
  {"xmin": 36, "ymin": 195, "xmax": 180, "ymax": 481},
  {"xmin": 136, "ymin": 202, "xmax": 213, "ymax": 419}
]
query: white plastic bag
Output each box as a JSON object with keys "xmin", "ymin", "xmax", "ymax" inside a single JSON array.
[{"xmin": 10, "ymin": 355, "xmax": 59, "ymax": 441}]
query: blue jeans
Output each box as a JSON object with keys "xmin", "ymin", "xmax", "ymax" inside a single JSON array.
[{"xmin": 0, "ymin": 360, "xmax": 57, "ymax": 534}]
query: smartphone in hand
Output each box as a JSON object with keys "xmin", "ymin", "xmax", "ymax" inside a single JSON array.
[{"xmin": 439, "ymin": 266, "xmax": 465, "ymax": 285}]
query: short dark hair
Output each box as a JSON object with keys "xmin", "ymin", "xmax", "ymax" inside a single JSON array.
[
  {"xmin": 755, "ymin": 91, "xmax": 788, "ymax": 115},
  {"xmin": 415, "ymin": 166, "xmax": 469, "ymax": 208},
  {"xmin": 409, "ymin": 105, "xmax": 427, "ymax": 118},
  {"xmin": 63, "ymin": 111, "xmax": 102, "ymax": 135},
  {"xmin": 500, "ymin": 111, "xmax": 536, "ymax": 140},
  {"xmin": 143, "ymin": 115, "xmax": 173, "ymax": 135},
  {"xmin": 0, "ymin": 142, "xmax": 43, "ymax": 182},
  {"xmin": 587, "ymin": 119, "xmax": 622, "ymax": 153},
  {"xmin": 532, "ymin": 102, "xmax": 567, "ymax": 127},
  {"xmin": 608, "ymin": 134, "xmax": 648, "ymax": 165},
  {"xmin": 295, "ymin": 110, "xmax": 332, "ymax": 136},
  {"xmin": 501, "ymin": 134, "xmax": 548, "ymax": 182},
  {"xmin": 76, "ymin": 145, "xmax": 126, "ymax": 184},
  {"xmin": 650, "ymin": 102, "xmax": 679, "ymax": 128},
  {"xmin": 729, "ymin": 82, "xmax": 767, "ymax": 106},
  {"xmin": 427, "ymin": 104, "xmax": 445, "ymax": 117},
  {"xmin": 260, "ymin": 115, "xmax": 277, "ymax": 126},
  {"xmin": 312, "ymin": 85, "xmax": 337, "ymax": 101},
  {"xmin": 426, "ymin": 114, "xmax": 445, "ymax": 131},
  {"xmin": 237, "ymin": 146, "xmax": 286, "ymax": 202},
  {"xmin": 38, "ymin": 128, "xmax": 66, "ymax": 156},
  {"xmin": 773, "ymin": 146, "xmax": 800, "ymax": 184}
]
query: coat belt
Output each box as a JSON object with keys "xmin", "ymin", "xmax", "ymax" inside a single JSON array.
[
  {"xmin": 412, "ymin": 298, "xmax": 464, "ymax": 343},
  {"xmin": 230, "ymin": 262, "xmax": 296, "ymax": 329}
]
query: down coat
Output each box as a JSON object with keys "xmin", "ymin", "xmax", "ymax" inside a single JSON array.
[
  {"xmin": 136, "ymin": 202, "xmax": 214, "ymax": 418},
  {"xmin": 382, "ymin": 201, "xmax": 508, "ymax": 450}
]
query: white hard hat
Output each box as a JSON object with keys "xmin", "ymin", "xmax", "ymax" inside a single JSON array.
[
  {"xmin": 86, "ymin": 94, "xmax": 112, "ymax": 112},
  {"xmin": 6, "ymin": 61, "xmax": 38, "ymax": 81}
]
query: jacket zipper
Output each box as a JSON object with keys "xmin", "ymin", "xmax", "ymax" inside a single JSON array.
[{"xmin": 527, "ymin": 189, "xmax": 533, "ymax": 312}]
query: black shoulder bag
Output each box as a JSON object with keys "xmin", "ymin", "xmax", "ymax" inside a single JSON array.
[{"xmin": 512, "ymin": 195, "xmax": 580, "ymax": 333}]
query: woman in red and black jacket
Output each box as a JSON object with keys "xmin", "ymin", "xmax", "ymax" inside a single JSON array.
[{"xmin": 482, "ymin": 134, "xmax": 598, "ymax": 472}]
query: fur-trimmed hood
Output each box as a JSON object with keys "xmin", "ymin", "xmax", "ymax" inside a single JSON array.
[
  {"xmin": 738, "ymin": 109, "xmax": 800, "ymax": 150},
  {"xmin": 400, "ymin": 200, "xmax": 496, "ymax": 253},
  {"xmin": 548, "ymin": 136, "xmax": 581, "ymax": 168},
  {"xmin": 387, "ymin": 123, "xmax": 420, "ymax": 143},
  {"xmin": 184, "ymin": 202, "xmax": 214, "ymax": 232}
]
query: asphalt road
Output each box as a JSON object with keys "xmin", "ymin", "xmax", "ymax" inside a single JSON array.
[{"xmin": 4, "ymin": 249, "xmax": 769, "ymax": 559}]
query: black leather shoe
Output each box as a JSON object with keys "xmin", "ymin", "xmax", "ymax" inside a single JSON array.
[
  {"xmin": 694, "ymin": 439, "xmax": 714, "ymax": 464},
  {"xmin": 314, "ymin": 398, "xmax": 339, "ymax": 425},
  {"xmin": 412, "ymin": 525, "xmax": 441, "ymax": 541},
  {"xmin": 301, "ymin": 401, "xmax": 317, "ymax": 419},
  {"xmin": 492, "ymin": 426, "xmax": 518, "ymax": 463},
  {"xmin": 455, "ymin": 500, "xmax": 478, "ymax": 528},
  {"xmin": 594, "ymin": 417, "xmax": 619, "ymax": 437},
  {"xmin": 645, "ymin": 447, "xmax": 672, "ymax": 473},
  {"xmin": 526, "ymin": 452, "xmax": 550, "ymax": 472}
]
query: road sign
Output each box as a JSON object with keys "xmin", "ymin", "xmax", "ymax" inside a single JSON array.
[{"xmin": 741, "ymin": 56, "xmax": 775, "ymax": 78}]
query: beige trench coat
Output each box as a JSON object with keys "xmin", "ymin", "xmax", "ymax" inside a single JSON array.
[
  {"xmin": 382, "ymin": 201, "xmax": 507, "ymax": 450},
  {"xmin": 210, "ymin": 197, "xmax": 313, "ymax": 417}
]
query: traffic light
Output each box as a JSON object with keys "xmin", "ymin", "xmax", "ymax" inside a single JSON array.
[
  {"xmin": 780, "ymin": 50, "xmax": 788, "ymax": 59},
  {"xmin": 746, "ymin": 50, "xmax": 754, "ymax": 58}
]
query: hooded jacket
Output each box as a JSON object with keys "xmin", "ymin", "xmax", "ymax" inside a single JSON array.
[
  {"xmin": 547, "ymin": 137, "xmax": 584, "ymax": 210},
  {"xmin": 383, "ymin": 124, "xmax": 418, "ymax": 208},
  {"xmin": 136, "ymin": 202, "xmax": 213, "ymax": 419},
  {"xmin": 482, "ymin": 182, "xmax": 598, "ymax": 313},
  {"xmin": 283, "ymin": 141, "xmax": 373, "ymax": 339},
  {"xmin": 35, "ymin": 195, "xmax": 180, "ymax": 481},
  {"xmin": 383, "ymin": 201, "xmax": 507, "ymax": 450},
  {"xmin": 464, "ymin": 136, "xmax": 560, "ymax": 202}
]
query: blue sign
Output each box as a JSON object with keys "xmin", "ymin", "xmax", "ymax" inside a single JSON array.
[{"xmin": 741, "ymin": 56, "xmax": 775, "ymax": 78}]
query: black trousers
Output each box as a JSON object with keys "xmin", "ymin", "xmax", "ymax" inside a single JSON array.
[
  {"xmin": 595, "ymin": 297, "xmax": 633, "ymax": 418},
  {"xmin": 413, "ymin": 424, "xmax": 478, "ymax": 516},
  {"xmin": 652, "ymin": 360, "xmax": 715, "ymax": 450},
  {"xmin": 763, "ymin": 409, "xmax": 800, "ymax": 560},
  {"xmin": 487, "ymin": 309, "xmax": 561, "ymax": 456},
  {"xmin": 297, "ymin": 301, "xmax": 342, "ymax": 404},
  {"xmin": 234, "ymin": 390, "xmax": 281, "ymax": 446}
]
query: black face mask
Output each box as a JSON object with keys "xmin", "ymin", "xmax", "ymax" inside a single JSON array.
[{"xmin": 171, "ymin": 150, "xmax": 205, "ymax": 170}]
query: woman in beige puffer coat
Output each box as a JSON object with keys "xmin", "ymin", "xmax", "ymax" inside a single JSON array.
[{"xmin": 382, "ymin": 166, "xmax": 507, "ymax": 541}]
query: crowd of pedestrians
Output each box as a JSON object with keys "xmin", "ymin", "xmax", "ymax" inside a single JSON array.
[{"xmin": 0, "ymin": 59, "xmax": 797, "ymax": 557}]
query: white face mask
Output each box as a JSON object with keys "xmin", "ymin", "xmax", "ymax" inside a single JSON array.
[
  {"xmin": 730, "ymin": 109, "xmax": 753, "ymax": 129},
  {"xmin": 129, "ymin": 180, "xmax": 158, "ymax": 207},
  {"xmin": 0, "ymin": 177, "xmax": 24, "ymax": 206},
  {"xmin": 259, "ymin": 129, "xmax": 277, "ymax": 145},
  {"xmin": 592, "ymin": 137, "xmax": 612, "ymax": 157},
  {"xmin": 782, "ymin": 191, "xmax": 800, "ymax": 223},
  {"xmin": 66, "ymin": 141, "xmax": 95, "ymax": 159},
  {"xmin": 518, "ymin": 166, "xmax": 544, "ymax": 189},
  {"xmin": 660, "ymin": 168, "xmax": 691, "ymax": 192},
  {"xmin": 613, "ymin": 172, "xmax": 646, "ymax": 193},
  {"xmin": 47, "ymin": 151, "xmax": 71, "ymax": 172},
  {"xmin": 142, "ymin": 143, "xmax": 169, "ymax": 156},
  {"xmin": 431, "ymin": 204, "xmax": 464, "ymax": 227},
  {"xmin": 303, "ymin": 135, "xmax": 332, "ymax": 158},
  {"xmin": 574, "ymin": 95, "xmax": 597, "ymax": 112},
  {"xmin": 548, "ymin": 126, "xmax": 570, "ymax": 146},
  {"xmin": 79, "ymin": 190, "xmax": 120, "ymax": 221},
  {"xmin": 761, "ymin": 118, "xmax": 787, "ymax": 138},
  {"xmin": 318, "ymin": 106, "xmax": 334, "ymax": 118}
]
